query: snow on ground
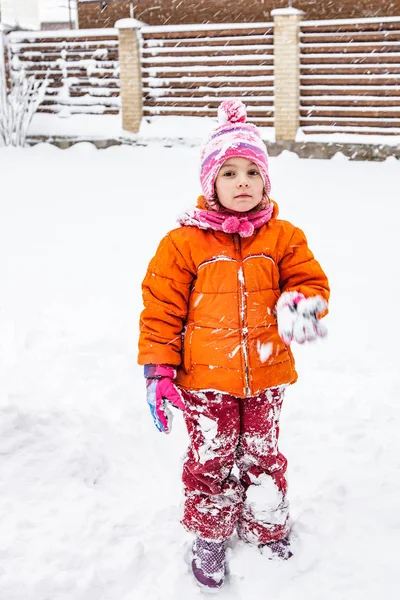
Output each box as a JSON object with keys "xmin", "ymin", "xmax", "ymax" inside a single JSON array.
[
  {"xmin": 0, "ymin": 142, "xmax": 399, "ymax": 600},
  {"xmin": 28, "ymin": 113, "xmax": 240, "ymax": 147},
  {"xmin": 28, "ymin": 112, "xmax": 400, "ymax": 147},
  {"xmin": 28, "ymin": 113, "xmax": 220, "ymax": 144}
]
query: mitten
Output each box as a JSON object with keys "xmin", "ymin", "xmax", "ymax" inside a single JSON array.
[
  {"xmin": 276, "ymin": 291, "xmax": 328, "ymax": 345},
  {"xmin": 144, "ymin": 365, "xmax": 185, "ymax": 433}
]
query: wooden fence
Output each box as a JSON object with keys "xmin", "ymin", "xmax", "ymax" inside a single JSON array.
[
  {"xmin": 141, "ymin": 22, "xmax": 274, "ymax": 126},
  {"xmin": 7, "ymin": 28, "xmax": 120, "ymax": 115},
  {"xmin": 5, "ymin": 16, "xmax": 400, "ymax": 136},
  {"xmin": 300, "ymin": 16, "xmax": 400, "ymax": 135}
]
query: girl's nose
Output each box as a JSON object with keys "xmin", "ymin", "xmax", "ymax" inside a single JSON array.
[{"xmin": 238, "ymin": 175, "xmax": 249, "ymax": 187}]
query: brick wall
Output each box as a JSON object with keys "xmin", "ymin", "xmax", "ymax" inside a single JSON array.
[
  {"xmin": 77, "ymin": 0, "xmax": 400, "ymax": 29},
  {"xmin": 41, "ymin": 22, "xmax": 72, "ymax": 30},
  {"xmin": 78, "ymin": 1, "xmax": 130, "ymax": 29}
]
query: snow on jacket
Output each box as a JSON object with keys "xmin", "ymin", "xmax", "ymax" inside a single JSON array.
[{"xmin": 138, "ymin": 199, "xmax": 330, "ymax": 398}]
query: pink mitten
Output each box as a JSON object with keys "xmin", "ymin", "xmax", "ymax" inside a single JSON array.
[{"xmin": 144, "ymin": 365, "xmax": 185, "ymax": 433}]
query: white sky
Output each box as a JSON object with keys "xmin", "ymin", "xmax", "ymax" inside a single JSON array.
[
  {"xmin": 0, "ymin": 0, "xmax": 77, "ymax": 26},
  {"xmin": 40, "ymin": 0, "xmax": 77, "ymax": 23}
]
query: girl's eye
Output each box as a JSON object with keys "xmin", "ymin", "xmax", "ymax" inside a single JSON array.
[
  {"xmin": 249, "ymin": 170, "xmax": 259, "ymax": 176},
  {"xmin": 222, "ymin": 171, "xmax": 234, "ymax": 177}
]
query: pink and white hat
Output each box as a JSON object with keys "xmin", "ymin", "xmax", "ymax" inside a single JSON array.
[{"xmin": 200, "ymin": 99, "xmax": 271, "ymax": 203}]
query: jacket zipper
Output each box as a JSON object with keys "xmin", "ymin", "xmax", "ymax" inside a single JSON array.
[{"xmin": 234, "ymin": 235, "xmax": 251, "ymax": 396}]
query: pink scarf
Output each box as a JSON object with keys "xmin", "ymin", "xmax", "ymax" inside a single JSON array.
[{"xmin": 179, "ymin": 203, "xmax": 274, "ymax": 238}]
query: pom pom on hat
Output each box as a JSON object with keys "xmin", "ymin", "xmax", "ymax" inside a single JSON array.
[
  {"xmin": 200, "ymin": 99, "xmax": 272, "ymax": 203},
  {"xmin": 218, "ymin": 99, "xmax": 247, "ymax": 125}
]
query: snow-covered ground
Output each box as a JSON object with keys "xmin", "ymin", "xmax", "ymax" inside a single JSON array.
[
  {"xmin": 28, "ymin": 113, "xmax": 400, "ymax": 148},
  {"xmin": 0, "ymin": 142, "xmax": 399, "ymax": 600}
]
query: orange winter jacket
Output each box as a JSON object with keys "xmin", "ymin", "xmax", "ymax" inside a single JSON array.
[{"xmin": 138, "ymin": 200, "xmax": 330, "ymax": 398}]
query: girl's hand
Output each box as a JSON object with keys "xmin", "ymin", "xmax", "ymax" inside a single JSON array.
[
  {"xmin": 144, "ymin": 365, "xmax": 185, "ymax": 433},
  {"xmin": 277, "ymin": 292, "xmax": 328, "ymax": 345}
]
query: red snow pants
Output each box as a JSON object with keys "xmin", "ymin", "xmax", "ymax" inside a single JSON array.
[{"xmin": 180, "ymin": 387, "xmax": 289, "ymax": 544}]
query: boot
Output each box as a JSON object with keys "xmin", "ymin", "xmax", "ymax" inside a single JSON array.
[
  {"xmin": 191, "ymin": 537, "xmax": 226, "ymax": 590},
  {"xmin": 261, "ymin": 536, "xmax": 292, "ymax": 560}
]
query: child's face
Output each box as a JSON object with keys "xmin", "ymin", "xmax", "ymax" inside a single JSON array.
[{"xmin": 215, "ymin": 157, "xmax": 264, "ymax": 213}]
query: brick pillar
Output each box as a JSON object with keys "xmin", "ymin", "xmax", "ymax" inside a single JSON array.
[
  {"xmin": 271, "ymin": 8, "xmax": 304, "ymax": 142},
  {"xmin": 115, "ymin": 18, "xmax": 143, "ymax": 133}
]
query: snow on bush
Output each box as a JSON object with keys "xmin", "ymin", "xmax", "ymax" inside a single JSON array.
[{"xmin": 0, "ymin": 36, "xmax": 48, "ymax": 147}]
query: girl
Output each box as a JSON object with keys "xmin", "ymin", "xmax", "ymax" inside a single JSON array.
[{"xmin": 138, "ymin": 99, "xmax": 330, "ymax": 591}]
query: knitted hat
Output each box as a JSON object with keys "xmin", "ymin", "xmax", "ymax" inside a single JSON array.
[{"xmin": 200, "ymin": 99, "xmax": 271, "ymax": 203}]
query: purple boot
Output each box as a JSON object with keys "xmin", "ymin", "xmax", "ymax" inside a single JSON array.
[
  {"xmin": 261, "ymin": 537, "xmax": 293, "ymax": 560},
  {"xmin": 191, "ymin": 537, "xmax": 226, "ymax": 590}
]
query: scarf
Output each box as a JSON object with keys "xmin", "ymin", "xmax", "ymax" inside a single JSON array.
[{"xmin": 179, "ymin": 203, "xmax": 274, "ymax": 238}]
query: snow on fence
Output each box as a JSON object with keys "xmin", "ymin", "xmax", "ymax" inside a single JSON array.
[
  {"xmin": 300, "ymin": 16, "xmax": 400, "ymax": 135},
  {"xmin": 140, "ymin": 22, "xmax": 274, "ymax": 127},
  {"xmin": 5, "ymin": 16, "xmax": 400, "ymax": 135},
  {"xmin": 7, "ymin": 28, "xmax": 120, "ymax": 116},
  {"xmin": 6, "ymin": 22, "xmax": 274, "ymax": 125}
]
